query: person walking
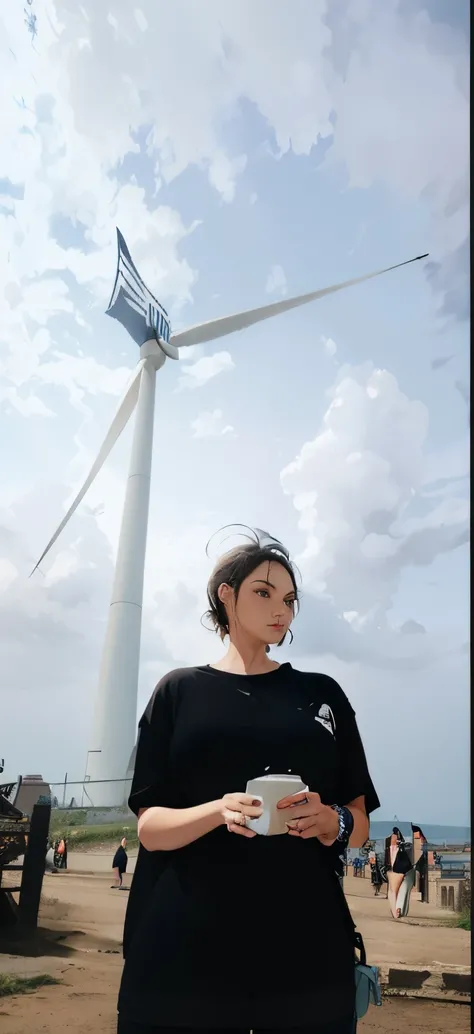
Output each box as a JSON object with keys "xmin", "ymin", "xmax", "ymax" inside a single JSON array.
[
  {"xmin": 112, "ymin": 837, "xmax": 128, "ymax": 889},
  {"xmin": 370, "ymin": 854, "xmax": 384, "ymax": 896},
  {"xmin": 118, "ymin": 529, "xmax": 380, "ymax": 1033},
  {"xmin": 386, "ymin": 827, "xmax": 414, "ymax": 918}
]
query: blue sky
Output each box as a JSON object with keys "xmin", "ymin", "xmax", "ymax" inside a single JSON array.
[{"xmin": 0, "ymin": 0, "xmax": 469, "ymax": 825}]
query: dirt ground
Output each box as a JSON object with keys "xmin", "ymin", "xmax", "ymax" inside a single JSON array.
[{"xmin": 0, "ymin": 864, "xmax": 470, "ymax": 1033}]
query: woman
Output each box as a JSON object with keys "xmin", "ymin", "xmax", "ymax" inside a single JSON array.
[
  {"xmin": 118, "ymin": 530, "xmax": 380, "ymax": 1033},
  {"xmin": 112, "ymin": 837, "xmax": 128, "ymax": 889},
  {"xmin": 412, "ymin": 824, "xmax": 428, "ymax": 903},
  {"xmin": 386, "ymin": 827, "xmax": 414, "ymax": 919}
]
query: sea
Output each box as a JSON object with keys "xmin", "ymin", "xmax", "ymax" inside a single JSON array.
[{"xmin": 368, "ymin": 821, "xmax": 471, "ymax": 846}]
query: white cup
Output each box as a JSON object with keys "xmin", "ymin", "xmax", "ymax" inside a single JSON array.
[{"xmin": 245, "ymin": 773, "xmax": 308, "ymax": 836}]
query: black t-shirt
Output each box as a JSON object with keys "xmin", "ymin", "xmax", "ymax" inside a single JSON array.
[
  {"xmin": 112, "ymin": 845, "xmax": 128, "ymax": 872},
  {"xmin": 119, "ymin": 663, "xmax": 380, "ymax": 1028}
]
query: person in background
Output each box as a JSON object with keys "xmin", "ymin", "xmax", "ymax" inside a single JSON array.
[
  {"xmin": 53, "ymin": 838, "xmax": 61, "ymax": 869},
  {"xmin": 112, "ymin": 837, "xmax": 128, "ymax": 889},
  {"xmin": 369, "ymin": 853, "xmax": 384, "ymax": 896},
  {"xmin": 386, "ymin": 827, "xmax": 414, "ymax": 919},
  {"xmin": 412, "ymin": 824, "xmax": 428, "ymax": 903},
  {"xmin": 45, "ymin": 841, "xmax": 58, "ymax": 873},
  {"xmin": 57, "ymin": 836, "xmax": 67, "ymax": 869}
]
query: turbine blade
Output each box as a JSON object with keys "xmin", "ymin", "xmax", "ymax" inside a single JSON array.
[
  {"xmin": 172, "ymin": 254, "xmax": 428, "ymax": 349},
  {"xmin": 30, "ymin": 360, "xmax": 146, "ymax": 577}
]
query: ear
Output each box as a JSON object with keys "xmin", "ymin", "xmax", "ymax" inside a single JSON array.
[{"xmin": 217, "ymin": 582, "xmax": 233, "ymax": 606}]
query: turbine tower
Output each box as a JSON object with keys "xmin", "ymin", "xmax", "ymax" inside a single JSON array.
[{"xmin": 31, "ymin": 230, "xmax": 428, "ymax": 805}]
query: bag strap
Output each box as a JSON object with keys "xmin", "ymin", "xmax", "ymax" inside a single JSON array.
[
  {"xmin": 332, "ymin": 863, "xmax": 368, "ymax": 965},
  {"xmin": 353, "ymin": 929, "xmax": 367, "ymax": 966}
]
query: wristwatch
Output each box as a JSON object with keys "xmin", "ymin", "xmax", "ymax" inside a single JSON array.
[{"xmin": 330, "ymin": 804, "xmax": 354, "ymax": 845}]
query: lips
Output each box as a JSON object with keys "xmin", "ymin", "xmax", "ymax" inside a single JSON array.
[{"xmin": 269, "ymin": 624, "xmax": 284, "ymax": 630}]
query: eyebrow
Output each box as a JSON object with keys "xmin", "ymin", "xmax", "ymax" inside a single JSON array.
[{"xmin": 251, "ymin": 579, "xmax": 296, "ymax": 597}]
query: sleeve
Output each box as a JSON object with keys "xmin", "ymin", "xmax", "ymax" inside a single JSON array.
[
  {"xmin": 331, "ymin": 680, "xmax": 380, "ymax": 815},
  {"xmin": 128, "ymin": 674, "xmax": 175, "ymax": 816}
]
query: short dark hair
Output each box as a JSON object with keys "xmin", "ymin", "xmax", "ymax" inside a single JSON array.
[{"xmin": 204, "ymin": 526, "xmax": 300, "ymax": 648}]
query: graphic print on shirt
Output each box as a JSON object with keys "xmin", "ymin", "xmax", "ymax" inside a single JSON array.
[{"xmin": 314, "ymin": 703, "xmax": 336, "ymax": 737}]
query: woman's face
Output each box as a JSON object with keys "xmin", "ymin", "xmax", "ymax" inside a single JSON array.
[{"xmin": 221, "ymin": 560, "xmax": 296, "ymax": 646}]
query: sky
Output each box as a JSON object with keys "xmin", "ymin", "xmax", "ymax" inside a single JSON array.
[{"xmin": 0, "ymin": 0, "xmax": 469, "ymax": 826}]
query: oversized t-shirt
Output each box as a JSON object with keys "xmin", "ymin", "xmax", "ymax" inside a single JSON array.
[
  {"xmin": 119, "ymin": 663, "xmax": 380, "ymax": 1029},
  {"xmin": 112, "ymin": 845, "xmax": 128, "ymax": 873}
]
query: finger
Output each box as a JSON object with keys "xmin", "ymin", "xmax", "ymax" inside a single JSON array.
[
  {"xmin": 286, "ymin": 815, "xmax": 318, "ymax": 832},
  {"xmin": 239, "ymin": 803, "xmax": 264, "ymax": 818},
  {"xmin": 277, "ymin": 791, "xmax": 319, "ymax": 809},
  {"xmin": 224, "ymin": 801, "xmax": 263, "ymax": 818},
  {"xmin": 229, "ymin": 793, "xmax": 264, "ymax": 807},
  {"xmin": 223, "ymin": 808, "xmax": 261, "ymax": 827},
  {"xmin": 277, "ymin": 791, "xmax": 308, "ymax": 809},
  {"xmin": 288, "ymin": 827, "xmax": 314, "ymax": 839},
  {"xmin": 227, "ymin": 821, "xmax": 256, "ymax": 838},
  {"xmin": 223, "ymin": 808, "xmax": 244, "ymax": 826},
  {"xmin": 284, "ymin": 800, "xmax": 325, "ymax": 821}
]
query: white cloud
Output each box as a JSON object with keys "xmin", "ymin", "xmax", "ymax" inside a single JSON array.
[
  {"xmin": 0, "ymin": 387, "xmax": 55, "ymax": 419},
  {"xmin": 0, "ymin": 557, "xmax": 18, "ymax": 592},
  {"xmin": 191, "ymin": 408, "xmax": 235, "ymax": 438},
  {"xmin": 326, "ymin": 0, "xmax": 469, "ymax": 315},
  {"xmin": 208, "ymin": 152, "xmax": 248, "ymax": 203},
  {"xmin": 265, "ymin": 264, "xmax": 287, "ymax": 297},
  {"xmin": 34, "ymin": 353, "xmax": 134, "ymax": 413},
  {"xmin": 0, "ymin": 0, "xmax": 468, "ymax": 426},
  {"xmin": 281, "ymin": 362, "xmax": 468, "ymax": 636},
  {"xmin": 177, "ymin": 351, "xmax": 235, "ymax": 390},
  {"xmin": 322, "ymin": 335, "xmax": 337, "ymax": 356}
]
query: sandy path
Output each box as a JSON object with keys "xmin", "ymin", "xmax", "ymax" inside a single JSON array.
[
  {"xmin": 0, "ymin": 868, "xmax": 470, "ymax": 1032},
  {"xmin": 62, "ymin": 863, "xmax": 471, "ymax": 970}
]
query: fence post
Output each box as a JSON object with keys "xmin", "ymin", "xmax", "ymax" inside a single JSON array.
[{"xmin": 18, "ymin": 801, "xmax": 51, "ymax": 931}]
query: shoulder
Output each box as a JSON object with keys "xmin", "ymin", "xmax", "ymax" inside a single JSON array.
[
  {"xmin": 141, "ymin": 666, "xmax": 206, "ymax": 722},
  {"xmin": 289, "ymin": 667, "xmax": 355, "ymax": 714}
]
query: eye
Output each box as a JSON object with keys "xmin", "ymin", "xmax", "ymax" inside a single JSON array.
[
  {"xmin": 285, "ymin": 598, "xmax": 295, "ymax": 609},
  {"xmin": 255, "ymin": 589, "xmax": 270, "ymax": 598}
]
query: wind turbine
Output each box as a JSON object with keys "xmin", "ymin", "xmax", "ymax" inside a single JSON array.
[{"xmin": 31, "ymin": 230, "xmax": 428, "ymax": 805}]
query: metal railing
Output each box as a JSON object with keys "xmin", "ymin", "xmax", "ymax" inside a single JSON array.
[{"xmin": 49, "ymin": 778, "xmax": 133, "ymax": 812}]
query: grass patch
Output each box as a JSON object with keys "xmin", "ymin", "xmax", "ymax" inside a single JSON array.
[
  {"xmin": 455, "ymin": 908, "xmax": 471, "ymax": 931},
  {"xmin": 49, "ymin": 823, "xmax": 138, "ymax": 849},
  {"xmin": 0, "ymin": 973, "xmax": 61, "ymax": 998},
  {"xmin": 49, "ymin": 810, "xmax": 89, "ymax": 830}
]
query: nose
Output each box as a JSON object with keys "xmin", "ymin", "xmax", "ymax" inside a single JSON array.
[{"xmin": 272, "ymin": 606, "xmax": 286, "ymax": 621}]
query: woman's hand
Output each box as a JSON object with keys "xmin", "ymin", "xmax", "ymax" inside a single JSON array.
[
  {"xmin": 220, "ymin": 792, "xmax": 263, "ymax": 838},
  {"xmin": 277, "ymin": 790, "xmax": 340, "ymax": 844}
]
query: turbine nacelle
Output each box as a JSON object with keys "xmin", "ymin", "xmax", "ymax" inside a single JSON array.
[{"xmin": 140, "ymin": 338, "xmax": 177, "ymax": 370}]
